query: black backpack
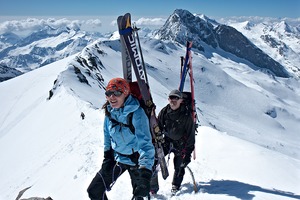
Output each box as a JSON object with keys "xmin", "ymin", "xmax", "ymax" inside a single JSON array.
[
  {"xmin": 182, "ymin": 91, "xmax": 199, "ymax": 130},
  {"xmin": 181, "ymin": 91, "xmax": 193, "ymax": 113}
]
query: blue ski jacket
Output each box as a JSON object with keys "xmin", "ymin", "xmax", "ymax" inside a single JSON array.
[{"xmin": 103, "ymin": 95, "xmax": 155, "ymax": 171}]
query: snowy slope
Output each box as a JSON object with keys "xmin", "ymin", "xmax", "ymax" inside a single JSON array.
[
  {"xmin": 0, "ymin": 35, "xmax": 300, "ymax": 200},
  {"xmin": 224, "ymin": 19, "xmax": 300, "ymax": 78}
]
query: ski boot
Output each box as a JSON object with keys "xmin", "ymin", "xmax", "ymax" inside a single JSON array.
[{"xmin": 171, "ymin": 185, "xmax": 180, "ymax": 196}]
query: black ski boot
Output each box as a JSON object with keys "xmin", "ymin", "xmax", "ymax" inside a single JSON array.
[{"xmin": 171, "ymin": 185, "xmax": 180, "ymax": 196}]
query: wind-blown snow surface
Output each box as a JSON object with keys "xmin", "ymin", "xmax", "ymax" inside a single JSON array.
[{"xmin": 0, "ymin": 37, "xmax": 300, "ymax": 200}]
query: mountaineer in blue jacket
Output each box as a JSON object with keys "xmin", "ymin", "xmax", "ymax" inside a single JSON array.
[{"xmin": 87, "ymin": 77, "xmax": 155, "ymax": 200}]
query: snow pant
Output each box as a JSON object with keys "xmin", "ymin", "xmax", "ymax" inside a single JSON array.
[
  {"xmin": 171, "ymin": 153, "xmax": 185, "ymax": 187},
  {"xmin": 87, "ymin": 160, "xmax": 146, "ymax": 200},
  {"xmin": 150, "ymin": 140, "xmax": 185, "ymax": 192}
]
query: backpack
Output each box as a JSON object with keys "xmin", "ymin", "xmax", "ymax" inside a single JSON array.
[
  {"xmin": 106, "ymin": 81, "xmax": 153, "ymax": 135},
  {"xmin": 182, "ymin": 91, "xmax": 199, "ymax": 130},
  {"xmin": 181, "ymin": 91, "xmax": 193, "ymax": 114}
]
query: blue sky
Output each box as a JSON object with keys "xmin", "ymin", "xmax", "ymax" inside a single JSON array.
[
  {"xmin": 0, "ymin": 0, "xmax": 299, "ymax": 34},
  {"xmin": 1, "ymin": 0, "xmax": 299, "ymax": 18}
]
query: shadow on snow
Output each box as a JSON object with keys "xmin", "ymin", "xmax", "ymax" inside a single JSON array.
[{"xmin": 199, "ymin": 179, "xmax": 300, "ymax": 200}]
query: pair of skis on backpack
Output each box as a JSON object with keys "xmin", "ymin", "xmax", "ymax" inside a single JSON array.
[
  {"xmin": 117, "ymin": 13, "xmax": 198, "ymax": 196},
  {"xmin": 117, "ymin": 13, "xmax": 169, "ymax": 181}
]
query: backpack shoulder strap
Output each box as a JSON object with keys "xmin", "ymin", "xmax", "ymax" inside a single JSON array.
[
  {"xmin": 127, "ymin": 112, "xmax": 135, "ymax": 134},
  {"xmin": 159, "ymin": 105, "xmax": 168, "ymax": 130},
  {"xmin": 106, "ymin": 111, "xmax": 135, "ymax": 135}
]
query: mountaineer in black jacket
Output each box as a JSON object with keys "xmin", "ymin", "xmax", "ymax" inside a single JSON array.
[{"xmin": 150, "ymin": 89, "xmax": 195, "ymax": 195}]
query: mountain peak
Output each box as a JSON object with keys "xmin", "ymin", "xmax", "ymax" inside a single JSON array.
[
  {"xmin": 276, "ymin": 20, "xmax": 293, "ymax": 33},
  {"xmin": 154, "ymin": 9, "xmax": 214, "ymax": 51},
  {"xmin": 173, "ymin": 8, "xmax": 193, "ymax": 17},
  {"xmin": 155, "ymin": 9, "xmax": 289, "ymax": 78}
]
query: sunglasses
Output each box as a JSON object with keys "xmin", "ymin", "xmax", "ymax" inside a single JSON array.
[
  {"xmin": 169, "ymin": 96, "xmax": 180, "ymax": 100},
  {"xmin": 105, "ymin": 90, "xmax": 123, "ymax": 97}
]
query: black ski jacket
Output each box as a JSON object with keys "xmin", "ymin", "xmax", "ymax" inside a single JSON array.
[{"xmin": 158, "ymin": 103, "xmax": 195, "ymax": 155}]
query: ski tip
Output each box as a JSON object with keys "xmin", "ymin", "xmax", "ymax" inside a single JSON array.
[
  {"xmin": 124, "ymin": 13, "xmax": 131, "ymax": 28},
  {"xmin": 117, "ymin": 13, "xmax": 132, "ymax": 31}
]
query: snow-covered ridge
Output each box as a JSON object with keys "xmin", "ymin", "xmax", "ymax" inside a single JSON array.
[{"xmin": 225, "ymin": 18, "xmax": 300, "ymax": 78}]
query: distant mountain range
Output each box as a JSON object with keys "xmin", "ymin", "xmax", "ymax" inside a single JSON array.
[
  {"xmin": 155, "ymin": 9, "xmax": 295, "ymax": 78},
  {"xmin": 0, "ymin": 25, "xmax": 104, "ymax": 81},
  {"xmin": 0, "ymin": 9, "xmax": 299, "ymax": 81}
]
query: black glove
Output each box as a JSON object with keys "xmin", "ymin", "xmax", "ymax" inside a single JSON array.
[
  {"xmin": 101, "ymin": 148, "xmax": 115, "ymax": 171},
  {"xmin": 133, "ymin": 168, "xmax": 152, "ymax": 197},
  {"xmin": 104, "ymin": 148, "xmax": 114, "ymax": 160}
]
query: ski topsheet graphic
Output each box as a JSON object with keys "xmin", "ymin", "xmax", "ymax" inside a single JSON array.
[
  {"xmin": 117, "ymin": 13, "xmax": 169, "ymax": 180},
  {"xmin": 120, "ymin": 31, "xmax": 132, "ymax": 82}
]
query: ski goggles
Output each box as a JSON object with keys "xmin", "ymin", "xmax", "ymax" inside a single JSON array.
[{"xmin": 105, "ymin": 90, "xmax": 123, "ymax": 97}]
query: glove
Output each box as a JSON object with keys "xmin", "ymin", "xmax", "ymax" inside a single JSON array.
[
  {"xmin": 101, "ymin": 148, "xmax": 115, "ymax": 171},
  {"xmin": 104, "ymin": 148, "xmax": 114, "ymax": 160},
  {"xmin": 133, "ymin": 168, "xmax": 152, "ymax": 197}
]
